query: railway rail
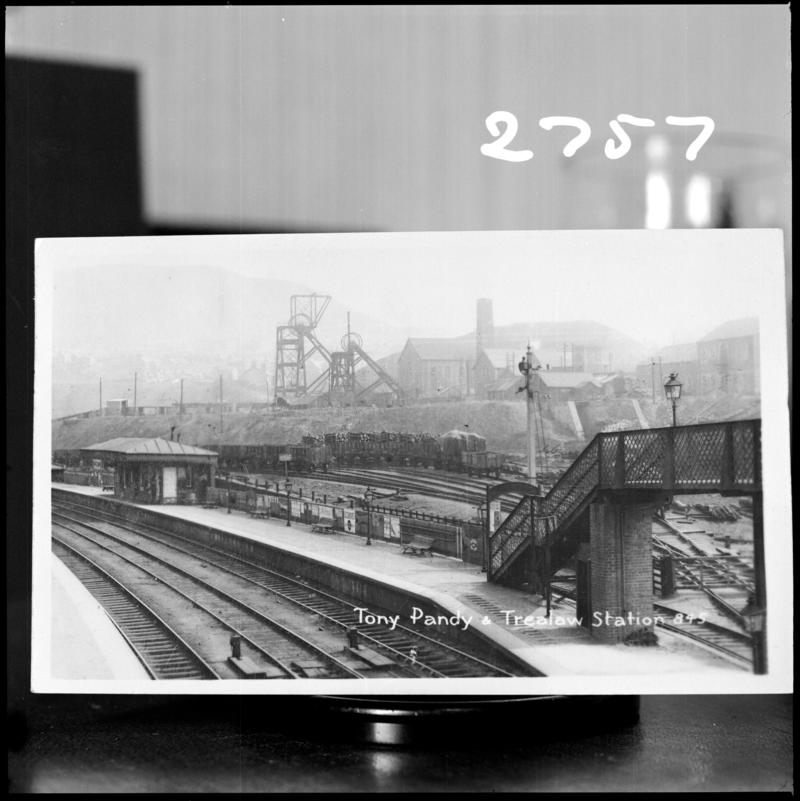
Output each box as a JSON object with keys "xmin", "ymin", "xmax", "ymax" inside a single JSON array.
[
  {"xmin": 52, "ymin": 538, "xmax": 219, "ymax": 680},
  {"xmin": 549, "ymin": 578, "xmax": 752, "ymax": 668},
  {"xmin": 652, "ymin": 520, "xmax": 752, "ymax": 628},
  {"xmin": 53, "ymin": 512, "xmax": 365, "ymax": 679},
  {"xmin": 655, "ymin": 516, "xmax": 755, "ymax": 588},
  {"xmin": 253, "ymin": 465, "xmax": 526, "ymax": 513},
  {"xmin": 52, "ymin": 497, "xmax": 521, "ymax": 679}
]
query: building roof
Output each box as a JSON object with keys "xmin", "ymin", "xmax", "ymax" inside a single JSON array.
[
  {"xmin": 537, "ymin": 371, "xmax": 597, "ymax": 389},
  {"xmin": 478, "ymin": 348, "xmax": 517, "ymax": 370},
  {"xmin": 700, "ymin": 317, "xmax": 759, "ymax": 342},
  {"xmin": 81, "ymin": 438, "xmax": 218, "ymax": 458},
  {"xmin": 403, "ymin": 338, "xmax": 476, "ymax": 361}
]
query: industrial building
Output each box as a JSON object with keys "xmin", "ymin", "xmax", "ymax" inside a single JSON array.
[
  {"xmin": 634, "ymin": 318, "xmax": 760, "ymax": 398},
  {"xmin": 698, "ymin": 318, "xmax": 760, "ymax": 395},
  {"xmin": 473, "ymin": 348, "xmax": 520, "ymax": 399},
  {"xmin": 396, "ymin": 338, "xmax": 477, "ymax": 400},
  {"xmin": 530, "ymin": 370, "xmax": 604, "ymax": 403},
  {"xmin": 635, "ymin": 343, "xmax": 700, "ymax": 397}
]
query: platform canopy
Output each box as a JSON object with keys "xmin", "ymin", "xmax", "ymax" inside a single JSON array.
[{"xmin": 81, "ymin": 437, "xmax": 218, "ymax": 464}]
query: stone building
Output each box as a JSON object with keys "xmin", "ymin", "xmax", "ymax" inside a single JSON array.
[
  {"xmin": 474, "ymin": 348, "xmax": 519, "ymax": 398},
  {"xmin": 397, "ymin": 338, "xmax": 476, "ymax": 399}
]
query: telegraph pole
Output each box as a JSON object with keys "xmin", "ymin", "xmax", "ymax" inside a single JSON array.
[
  {"xmin": 527, "ymin": 377, "xmax": 536, "ymax": 482},
  {"xmin": 518, "ymin": 343, "xmax": 540, "ymax": 485},
  {"xmin": 99, "ymin": 377, "xmax": 103, "ymax": 416},
  {"xmin": 133, "ymin": 371, "xmax": 137, "ymax": 416},
  {"xmin": 179, "ymin": 378, "xmax": 184, "ymax": 418}
]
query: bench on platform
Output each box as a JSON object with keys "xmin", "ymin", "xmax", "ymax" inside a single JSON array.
[
  {"xmin": 248, "ymin": 508, "xmax": 270, "ymax": 519},
  {"xmin": 401, "ymin": 535, "xmax": 436, "ymax": 557},
  {"xmin": 311, "ymin": 518, "xmax": 336, "ymax": 534},
  {"xmin": 101, "ymin": 485, "xmax": 115, "ymax": 493}
]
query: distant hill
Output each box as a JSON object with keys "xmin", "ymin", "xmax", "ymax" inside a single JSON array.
[
  {"xmin": 52, "ymin": 263, "xmax": 408, "ymax": 359},
  {"xmin": 50, "ymin": 263, "xmax": 409, "ymax": 416}
]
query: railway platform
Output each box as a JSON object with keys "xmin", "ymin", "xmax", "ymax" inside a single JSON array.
[
  {"xmin": 54, "ymin": 485, "xmax": 742, "ymax": 677},
  {"xmin": 51, "ymin": 551, "xmax": 150, "ymax": 680}
]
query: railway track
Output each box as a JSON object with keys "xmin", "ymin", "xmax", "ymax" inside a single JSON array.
[
  {"xmin": 53, "ymin": 513, "xmax": 365, "ymax": 679},
  {"xmin": 53, "ymin": 497, "xmax": 521, "ymax": 678},
  {"xmin": 52, "ymin": 538, "xmax": 219, "ymax": 680},
  {"xmin": 255, "ymin": 466, "xmax": 524, "ymax": 513},
  {"xmin": 652, "ymin": 602, "xmax": 753, "ymax": 664},
  {"xmin": 293, "ymin": 467, "xmax": 490, "ymax": 507},
  {"xmin": 549, "ymin": 578, "xmax": 752, "ymax": 668},
  {"xmin": 652, "ymin": 522, "xmax": 752, "ymax": 628},
  {"xmin": 655, "ymin": 516, "xmax": 755, "ymax": 589}
]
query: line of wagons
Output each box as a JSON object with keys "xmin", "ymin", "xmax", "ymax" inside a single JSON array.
[{"xmin": 210, "ymin": 430, "xmax": 505, "ymax": 477}]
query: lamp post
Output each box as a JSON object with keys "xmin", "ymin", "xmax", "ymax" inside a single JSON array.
[
  {"xmin": 477, "ymin": 502, "xmax": 488, "ymax": 573},
  {"xmin": 364, "ymin": 488, "xmax": 375, "ymax": 546},
  {"xmin": 226, "ymin": 472, "xmax": 231, "ymax": 514},
  {"xmin": 285, "ymin": 480, "xmax": 293, "ymax": 527},
  {"xmin": 518, "ymin": 343, "xmax": 542, "ymax": 484},
  {"xmin": 741, "ymin": 595, "xmax": 767, "ymax": 675},
  {"xmin": 663, "ymin": 372, "xmax": 683, "ymax": 427}
]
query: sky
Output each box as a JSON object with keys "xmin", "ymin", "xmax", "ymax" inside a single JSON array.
[{"xmin": 39, "ymin": 229, "xmax": 785, "ymax": 353}]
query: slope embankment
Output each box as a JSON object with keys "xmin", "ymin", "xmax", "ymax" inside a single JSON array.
[{"xmin": 52, "ymin": 394, "xmax": 760, "ymax": 456}]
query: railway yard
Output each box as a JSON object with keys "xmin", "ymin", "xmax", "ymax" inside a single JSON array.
[{"xmin": 49, "ymin": 447, "xmax": 758, "ymax": 681}]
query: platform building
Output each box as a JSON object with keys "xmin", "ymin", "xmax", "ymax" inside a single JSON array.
[{"xmin": 80, "ymin": 438, "xmax": 218, "ymax": 504}]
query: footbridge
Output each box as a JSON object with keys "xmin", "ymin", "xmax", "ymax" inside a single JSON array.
[{"xmin": 487, "ymin": 420, "xmax": 763, "ymax": 643}]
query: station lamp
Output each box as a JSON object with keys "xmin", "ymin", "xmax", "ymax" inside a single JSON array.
[
  {"xmin": 364, "ymin": 488, "xmax": 376, "ymax": 546},
  {"xmin": 663, "ymin": 372, "xmax": 683, "ymax": 427},
  {"xmin": 476, "ymin": 503, "xmax": 489, "ymax": 573}
]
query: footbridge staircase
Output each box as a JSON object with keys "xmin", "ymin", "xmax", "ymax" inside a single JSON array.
[{"xmin": 488, "ymin": 420, "xmax": 762, "ymax": 591}]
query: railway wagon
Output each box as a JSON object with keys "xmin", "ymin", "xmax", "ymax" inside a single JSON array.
[
  {"xmin": 214, "ymin": 443, "xmax": 330, "ymax": 473},
  {"xmin": 320, "ymin": 432, "xmax": 440, "ymax": 466},
  {"xmin": 212, "ymin": 430, "xmax": 503, "ymax": 476},
  {"xmin": 435, "ymin": 430, "xmax": 487, "ymax": 472},
  {"xmin": 461, "ymin": 450, "xmax": 503, "ymax": 478}
]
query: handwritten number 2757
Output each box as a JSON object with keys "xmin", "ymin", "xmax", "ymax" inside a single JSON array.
[{"xmin": 480, "ymin": 112, "xmax": 714, "ymax": 162}]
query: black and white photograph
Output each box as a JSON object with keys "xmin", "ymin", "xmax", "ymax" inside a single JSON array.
[
  {"xmin": 33, "ymin": 228, "xmax": 791, "ymax": 696},
  {"xmin": 8, "ymin": 5, "xmax": 792, "ymax": 794}
]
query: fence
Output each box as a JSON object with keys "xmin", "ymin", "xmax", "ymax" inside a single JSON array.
[{"xmin": 195, "ymin": 475, "xmax": 473, "ymax": 559}]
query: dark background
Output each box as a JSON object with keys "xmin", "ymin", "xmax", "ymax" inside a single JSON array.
[{"xmin": 6, "ymin": 6, "xmax": 793, "ymax": 792}]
